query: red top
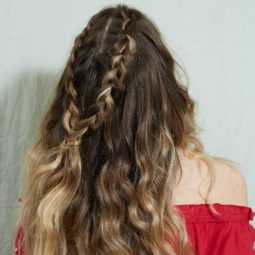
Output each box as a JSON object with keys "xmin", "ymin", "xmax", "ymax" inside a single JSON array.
[
  {"xmin": 173, "ymin": 203, "xmax": 255, "ymax": 255},
  {"xmin": 15, "ymin": 199, "xmax": 255, "ymax": 255}
]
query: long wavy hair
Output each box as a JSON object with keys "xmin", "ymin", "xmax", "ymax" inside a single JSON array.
[{"xmin": 15, "ymin": 3, "xmax": 240, "ymax": 255}]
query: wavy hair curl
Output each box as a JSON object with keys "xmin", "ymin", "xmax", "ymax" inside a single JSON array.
[{"xmin": 15, "ymin": 3, "xmax": 240, "ymax": 255}]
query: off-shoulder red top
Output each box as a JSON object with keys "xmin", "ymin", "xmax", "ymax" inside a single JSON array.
[{"xmin": 15, "ymin": 199, "xmax": 255, "ymax": 255}]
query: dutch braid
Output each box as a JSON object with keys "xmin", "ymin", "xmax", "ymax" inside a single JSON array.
[
  {"xmin": 69, "ymin": 10, "xmax": 136, "ymax": 135},
  {"xmin": 60, "ymin": 22, "xmax": 92, "ymax": 150},
  {"xmin": 49, "ymin": 10, "xmax": 136, "ymax": 207}
]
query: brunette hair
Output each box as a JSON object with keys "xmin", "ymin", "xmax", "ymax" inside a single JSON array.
[{"xmin": 15, "ymin": 3, "xmax": 240, "ymax": 255}]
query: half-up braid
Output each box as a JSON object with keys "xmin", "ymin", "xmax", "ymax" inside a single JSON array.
[
  {"xmin": 73, "ymin": 10, "xmax": 136, "ymax": 132},
  {"xmin": 62, "ymin": 22, "xmax": 92, "ymax": 137},
  {"xmin": 16, "ymin": 3, "xmax": 241, "ymax": 255}
]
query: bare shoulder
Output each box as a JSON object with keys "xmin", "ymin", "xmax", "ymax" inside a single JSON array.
[
  {"xmin": 173, "ymin": 148, "xmax": 249, "ymax": 206},
  {"xmin": 211, "ymin": 159, "xmax": 248, "ymax": 206}
]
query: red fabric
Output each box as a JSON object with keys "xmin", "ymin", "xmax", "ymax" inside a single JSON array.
[
  {"xmin": 174, "ymin": 203, "xmax": 255, "ymax": 255},
  {"xmin": 15, "ymin": 199, "xmax": 255, "ymax": 255}
]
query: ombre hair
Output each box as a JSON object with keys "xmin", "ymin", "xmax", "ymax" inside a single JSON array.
[{"xmin": 15, "ymin": 3, "xmax": 240, "ymax": 255}]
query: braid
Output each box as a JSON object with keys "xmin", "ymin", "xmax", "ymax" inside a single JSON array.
[
  {"xmin": 46, "ymin": 11, "xmax": 137, "ymax": 210},
  {"xmin": 73, "ymin": 10, "xmax": 136, "ymax": 133},
  {"xmin": 42, "ymin": 9, "xmax": 137, "ymax": 236},
  {"xmin": 55, "ymin": 10, "xmax": 136, "ymax": 197},
  {"xmin": 60, "ymin": 23, "xmax": 92, "ymax": 150}
]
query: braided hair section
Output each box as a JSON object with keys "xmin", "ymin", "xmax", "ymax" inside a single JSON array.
[
  {"xmin": 61, "ymin": 22, "xmax": 92, "ymax": 148},
  {"xmin": 73, "ymin": 11, "xmax": 136, "ymax": 133}
]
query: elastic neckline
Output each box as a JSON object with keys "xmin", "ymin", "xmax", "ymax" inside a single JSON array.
[
  {"xmin": 173, "ymin": 203, "xmax": 255, "ymax": 223},
  {"xmin": 174, "ymin": 202, "xmax": 252, "ymax": 210}
]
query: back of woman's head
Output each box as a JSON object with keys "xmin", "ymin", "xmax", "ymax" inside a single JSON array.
[{"xmin": 17, "ymin": 3, "xmax": 213, "ymax": 255}]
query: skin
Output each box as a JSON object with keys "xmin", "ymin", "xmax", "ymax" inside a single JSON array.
[{"xmin": 172, "ymin": 147, "xmax": 249, "ymax": 206}]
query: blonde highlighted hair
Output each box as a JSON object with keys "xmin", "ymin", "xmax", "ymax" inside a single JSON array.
[{"xmin": 15, "ymin": 4, "xmax": 241, "ymax": 255}]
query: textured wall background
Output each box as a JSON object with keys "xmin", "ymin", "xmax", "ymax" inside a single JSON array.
[{"xmin": 1, "ymin": 0, "xmax": 255, "ymax": 254}]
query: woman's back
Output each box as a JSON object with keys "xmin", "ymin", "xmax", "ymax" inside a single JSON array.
[{"xmin": 170, "ymin": 148, "xmax": 255, "ymax": 255}]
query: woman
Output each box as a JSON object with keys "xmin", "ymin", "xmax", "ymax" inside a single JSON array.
[{"xmin": 14, "ymin": 3, "xmax": 255, "ymax": 255}]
